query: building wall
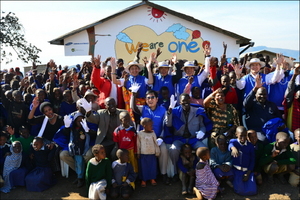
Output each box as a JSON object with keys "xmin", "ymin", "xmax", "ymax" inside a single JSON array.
[{"xmin": 64, "ymin": 5, "xmax": 242, "ymax": 65}]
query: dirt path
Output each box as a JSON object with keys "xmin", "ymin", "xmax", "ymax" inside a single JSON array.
[{"xmin": 1, "ymin": 170, "xmax": 299, "ymax": 200}]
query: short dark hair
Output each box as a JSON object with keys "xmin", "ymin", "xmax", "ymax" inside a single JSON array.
[
  {"xmin": 92, "ymin": 144, "xmax": 104, "ymax": 154},
  {"xmin": 146, "ymin": 90, "xmax": 158, "ymax": 98},
  {"xmin": 196, "ymin": 147, "xmax": 209, "ymax": 159},
  {"xmin": 116, "ymin": 148, "xmax": 129, "ymax": 158}
]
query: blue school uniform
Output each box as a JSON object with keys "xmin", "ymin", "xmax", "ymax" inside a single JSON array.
[{"xmin": 228, "ymin": 139, "xmax": 257, "ymax": 196}]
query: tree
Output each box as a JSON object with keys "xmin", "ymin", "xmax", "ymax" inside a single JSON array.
[{"xmin": 1, "ymin": 11, "xmax": 41, "ymax": 64}]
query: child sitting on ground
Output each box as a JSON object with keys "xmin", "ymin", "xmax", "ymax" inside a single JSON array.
[
  {"xmin": 113, "ymin": 111, "xmax": 138, "ymax": 172},
  {"xmin": 247, "ymin": 129, "xmax": 264, "ymax": 185},
  {"xmin": 64, "ymin": 112, "xmax": 91, "ymax": 188},
  {"xmin": 25, "ymin": 137, "xmax": 57, "ymax": 192},
  {"xmin": 260, "ymin": 131, "xmax": 296, "ymax": 184},
  {"xmin": 0, "ymin": 132, "xmax": 10, "ymax": 175},
  {"xmin": 229, "ymin": 126, "xmax": 257, "ymax": 196},
  {"xmin": 0, "ymin": 141, "xmax": 23, "ymax": 193},
  {"xmin": 86, "ymin": 144, "xmax": 112, "ymax": 200},
  {"xmin": 7, "ymin": 126, "xmax": 34, "ymax": 156},
  {"xmin": 210, "ymin": 135, "xmax": 233, "ymax": 188},
  {"xmin": 137, "ymin": 117, "xmax": 160, "ymax": 187},
  {"xmin": 289, "ymin": 128, "xmax": 300, "ymax": 187},
  {"xmin": 177, "ymin": 144, "xmax": 198, "ymax": 195},
  {"xmin": 110, "ymin": 149, "xmax": 137, "ymax": 199},
  {"xmin": 193, "ymin": 147, "xmax": 219, "ymax": 200}
]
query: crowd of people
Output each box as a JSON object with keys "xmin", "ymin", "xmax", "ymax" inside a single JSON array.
[{"xmin": 0, "ymin": 42, "xmax": 299, "ymax": 199}]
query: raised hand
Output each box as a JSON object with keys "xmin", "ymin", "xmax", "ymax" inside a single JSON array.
[
  {"xmin": 6, "ymin": 126, "xmax": 14, "ymax": 135},
  {"xmin": 234, "ymin": 63, "xmax": 242, "ymax": 78},
  {"xmin": 137, "ymin": 42, "xmax": 143, "ymax": 53},
  {"xmin": 223, "ymin": 41, "xmax": 227, "ymax": 55},
  {"xmin": 204, "ymin": 44, "xmax": 211, "ymax": 56},
  {"xmin": 80, "ymin": 118, "xmax": 90, "ymax": 132},
  {"xmin": 32, "ymin": 97, "xmax": 39, "ymax": 108},
  {"xmin": 64, "ymin": 115, "xmax": 73, "ymax": 128},
  {"xmin": 169, "ymin": 95, "xmax": 177, "ymax": 109},
  {"xmin": 156, "ymin": 48, "xmax": 162, "ymax": 59},
  {"xmin": 129, "ymin": 82, "xmax": 141, "ymax": 93},
  {"xmin": 78, "ymin": 98, "xmax": 92, "ymax": 113},
  {"xmin": 110, "ymin": 57, "xmax": 117, "ymax": 69},
  {"xmin": 93, "ymin": 55, "xmax": 101, "ymax": 68},
  {"xmin": 170, "ymin": 53, "xmax": 177, "ymax": 65},
  {"xmin": 254, "ymin": 75, "xmax": 264, "ymax": 89},
  {"xmin": 188, "ymin": 76, "xmax": 194, "ymax": 84}
]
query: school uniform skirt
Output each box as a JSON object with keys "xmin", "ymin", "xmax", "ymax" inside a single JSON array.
[
  {"xmin": 138, "ymin": 154, "xmax": 157, "ymax": 181},
  {"xmin": 233, "ymin": 168, "xmax": 257, "ymax": 196},
  {"xmin": 10, "ymin": 167, "xmax": 28, "ymax": 187},
  {"xmin": 25, "ymin": 167, "xmax": 56, "ymax": 192}
]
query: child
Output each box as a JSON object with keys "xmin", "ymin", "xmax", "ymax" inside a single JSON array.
[
  {"xmin": 193, "ymin": 147, "xmax": 219, "ymax": 200},
  {"xmin": 7, "ymin": 126, "xmax": 34, "ymax": 156},
  {"xmin": 260, "ymin": 131, "xmax": 296, "ymax": 184},
  {"xmin": 289, "ymin": 128, "xmax": 300, "ymax": 187},
  {"xmin": 59, "ymin": 90, "xmax": 77, "ymax": 117},
  {"xmin": 229, "ymin": 126, "xmax": 257, "ymax": 196},
  {"xmin": 111, "ymin": 149, "xmax": 137, "ymax": 199},
  {"xmin": 113, "ymin": 111, "xmax": 138, "ymax": 172},
  {"xmin": 137, "ymin": 117, "xmax": 160, "ymax": 187},
  {"xmin": 0, "ymin": 132, "xmax": 10, "ymax": 175},
  {"xmin": 25, "ymin": 137, "xmax": 57, "ymax": 192},
  {"xmin": 86, "ymin": 144, "xmax": 112, "ymax": 200},
  {"xmin": 210, "ymin": 135, "xmax": 233, "ymax": 188},
  {"xmin": 66, "ymin": 112, "xmax": 90, "ymax": 188},
  {"xmin": 177, "ymin": 144, "xmax": 198, "ymax": 195},
  {"xmin": 247, "ymin": 129, "xmax": 264, "ymax": 185},
  {"xmin": 0, "ymin": 141, "xmax": 23, "ymax": 193}
]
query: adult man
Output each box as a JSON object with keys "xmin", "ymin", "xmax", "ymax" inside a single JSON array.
[
  {"xmin": 81, "ymin": 97, "xmax": 128, "ymax": 160},
  {"xmin": 166, "ymin": 93, "xmax": 206, "ymax": 178},
  {"xmin": 243, "ymin": 75, "xmax": 281, "ymax": 142},
  {"xmin": 235, "ymin": 57, "xmax": 282, "ymax": 99}
]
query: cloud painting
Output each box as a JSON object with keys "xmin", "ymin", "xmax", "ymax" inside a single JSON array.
[
  {"xmin": 116, "ymin": 32, "xmax": 133, "ymax": 43},
  {"xmin": 166, "ymin": 23, "xmax": 190, "ymax": 40}
]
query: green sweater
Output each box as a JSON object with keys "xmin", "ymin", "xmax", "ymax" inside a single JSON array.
[
  {"xmin": 259, "ymin": 142, "xmax": 296, "ymax": 167},
  {"xmin": 85, "ymin": 157, "xmax": 112, "ymax": 194},
  {"xmin": 10, "ymin": 135, "xmax": 34, "ymax": 155}
]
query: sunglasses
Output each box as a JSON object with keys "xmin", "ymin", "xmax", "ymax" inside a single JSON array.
[{"xmin": 146, "ymin": 96, "xmax": 156, "ymax": 100}]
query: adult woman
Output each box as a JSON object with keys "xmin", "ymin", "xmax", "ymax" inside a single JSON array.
[
  {"xmin": 203, "ymin": 88, "xmax": 240, "ymax": 148},
  {"xmin": 130, "ymin": 89, "xmax": 172, "ymax": 185},
  {"xmin": 28, "ymin": 98, "xmax": 64, "ymax": 171}
]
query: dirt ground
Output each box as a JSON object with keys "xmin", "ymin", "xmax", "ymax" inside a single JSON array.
[{"xmin": 1, "ymin": 169, "xmax": 299, "ymax": 200}]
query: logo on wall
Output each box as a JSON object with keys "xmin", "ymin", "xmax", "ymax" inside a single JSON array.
[
  {"xmin": 115, "ymin": 23, "xmax": 210, "ymax": 64},
  {"xmin": 147, "ymin": 7, "xmax": 167, "ymax": 22}
]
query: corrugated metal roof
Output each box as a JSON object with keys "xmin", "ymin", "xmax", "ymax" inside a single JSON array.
[{"xmin": 49, "ymin": 0, "xmax": 251, "ymax": 46}]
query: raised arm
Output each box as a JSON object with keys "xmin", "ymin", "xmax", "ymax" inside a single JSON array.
[
  {"xmin": 146, "ymin": 52, "xmax": 156, "ymax": 85},
  {"xmin": 110, "ymin": 57, "xmax": 122, "ymax": 85}
]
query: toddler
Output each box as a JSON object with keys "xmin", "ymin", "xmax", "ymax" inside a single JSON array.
[
  {"xmin": 177, "ymin": 144, "xmax": 198, "ymax": 195},
  {"xmin": 8, "ymin": 125, "xmax": 34, "ymax": 156},
  {"xmin": 111, "ymin": 149, "xmax": 137, "ymax": 199},
  {"xmin": 137, "ymin": 117, "xmax": 160, "ymax": 187},
  {"xmin": 289, "ymin": 128, "xmax": 300, "ymax": 187},
  {"xmin": 193, "ymin": 147, "xmax": 219, "ymax": 200}
]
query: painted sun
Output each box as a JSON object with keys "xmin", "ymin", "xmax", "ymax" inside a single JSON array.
[{"xmin": 147, "ymin": 7, "xmax": 167, "ymax": 22}]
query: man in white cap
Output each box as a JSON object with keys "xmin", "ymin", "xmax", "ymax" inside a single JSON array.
[{"xmin": 235, "ymin": 57, "xmax": 282, "ymax": 99}]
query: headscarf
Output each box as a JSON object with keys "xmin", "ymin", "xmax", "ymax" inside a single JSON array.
[{"xmin": 0, "ymin": 141, "xmax": 22, "ymax": 193}]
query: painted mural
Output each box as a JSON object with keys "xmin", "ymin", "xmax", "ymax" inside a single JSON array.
[{"xmin": 115, "ymin": 23, "xmax": 210, "ymax": 64}]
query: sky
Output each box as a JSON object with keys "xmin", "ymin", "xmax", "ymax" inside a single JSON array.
[{"xmin": 1, "ymin": 1, "xmax": 299, "ymax": 72}]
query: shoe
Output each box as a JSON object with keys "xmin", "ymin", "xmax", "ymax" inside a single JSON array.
[
  {"xmin": 226, "ymin": 180, "xmax": 233, "ymax": 188},
  {"xmin": 72, "ymin": 178, "xmax": 78, "ymax": 184},
  {"xmin": 77, "ymin": 179, "xmax": 84, "ymax": 188},
  {"xmin": 172, "ymin": 174, "xmax": 179, "ymax": 182},
  {"xmin": 151, "ymin": 179, "xmax": 157, "ymax": 186},
  {"xmin": 278, "ymin": 174, "xmax": 287, "ymax": 184},
  {"xmin": 141, "ymin": 181, "xmax": 146, "ymax": 187},
  {"xmin": 182, "ymin": 190, "xmax": 187, "ymax": 195},
  {"xmin": 187, "ymin": 187, "xmax": 193, "ymax": 194},
  {"xmin": 162, "ymin": 174, "xmax": 170, "ymax": 185},
  {"xmin": 193, "ymin": 187, "xmax": 203, "ymax": 200}
]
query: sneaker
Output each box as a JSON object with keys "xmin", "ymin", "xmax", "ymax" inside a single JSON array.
[
  {"xmin": 182, "ymin": 189, "xmax": 187, "ymax": 195},
  {"xmin": 226, "ymin": 180, "xmax": 233, "ymax": 188},
  {"xmin": 141, "ymin": 181, "xmax": 146, "ymax": 187},
  {"xmin": 151, "ymin": 179, "xmax": 157, "ymax": 186},
  {"xmin": 193, "ymin": 187, "xmax": 203, "ymax": 200}
]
